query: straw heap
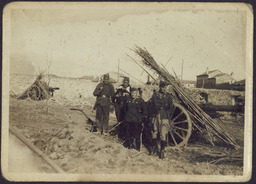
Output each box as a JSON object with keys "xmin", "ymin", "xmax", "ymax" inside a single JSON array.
[{"xmin": 132, "ymin": 46, "xmax": 240, "ymax": 149}]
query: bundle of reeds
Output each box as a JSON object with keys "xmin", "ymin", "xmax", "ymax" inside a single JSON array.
[
  {"xmin": 205, "ymin": 150, "xmax": 243, "ymax": 165},
  {"xmin": 131, "ymin": 46, "xmax": 240, "ymax": 149}
]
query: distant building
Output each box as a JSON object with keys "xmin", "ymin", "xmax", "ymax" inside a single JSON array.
[
  {"xmin": 196, "ymin": 70, "xmax": 221, "ymax": 88},
  {"xmin": 232, "ymin": 79, "xmax": 245, "ymax": 86},
  {"xmin": 196, "ymin": 70, "xmax": 236, "ymax": 89},
  {"xmin": 229, "ymin": 79, "xmax": 245, "ymax": 91},
  {"xmin": 80, "ymin": 75, "xmax": 94, "ymax": 80}
]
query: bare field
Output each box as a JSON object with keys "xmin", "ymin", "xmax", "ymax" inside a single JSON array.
[{"xmin": 8, "ymin": 74, "xmax": 244, "ymax": 175}]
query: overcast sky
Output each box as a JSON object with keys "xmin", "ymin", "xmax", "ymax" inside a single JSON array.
[{"xmin": 9, "ymin": 2, "xmax": 247, "ymax": 81}]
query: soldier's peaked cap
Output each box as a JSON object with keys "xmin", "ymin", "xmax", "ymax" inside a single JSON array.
[
  {"xmin": 103, "ymin": 73, "xmax": 109, "ymax": 80},
  {"xmin": 123, "ymin": 77, "xmax": 129, "ymax": 83},
  {"xmin": 159, "ymin": 80, "xmax": 168, "ymax": 87}
]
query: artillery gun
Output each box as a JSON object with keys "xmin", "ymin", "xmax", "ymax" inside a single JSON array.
[
  {"xmin": 17, "ymin": 74, "xmax": 59, "ymax": 101},
  {"xmin": 129, "ymin": 46, "xmax": 243, "ymax": 150},
  {"xmin": 158, "ymin": 92, "xmax": 244, "ymax": 149}
]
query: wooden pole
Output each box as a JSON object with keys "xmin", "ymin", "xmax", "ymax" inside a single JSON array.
[
  {"xmin": 181, "ymin": 59, "xmax": 184, "ymax": 82},
  {"xmin": 9, "ymin": 126, "xmax": 65, "ymax": 173}
]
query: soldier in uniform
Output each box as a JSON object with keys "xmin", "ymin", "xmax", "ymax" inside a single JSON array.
[
  {"xmin": 113, "ymin": 77, "xmax": 131, "ymax": 122},
  {"xmin": 150, "ymin": 80, "xmax": 174, "ymax": 159},
  {"xmin": 123, "ymin": 87, "xmax": 147, "ymax": 150},
  {"xmin": 112, "ymin": 77, "xmax": 131, "ymax": 140},
  {"xmin": 93, "ymin": 73, "xmax": 115, "ymax": 135}
]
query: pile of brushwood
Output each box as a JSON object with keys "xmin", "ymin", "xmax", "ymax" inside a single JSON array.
[
  {"xmin": 17, "ymin": 74, "xmax": 51, "ymax": 101},
  {"xmin": 130, "ymin": 46, "xmax": 241, "ymax": 150}
]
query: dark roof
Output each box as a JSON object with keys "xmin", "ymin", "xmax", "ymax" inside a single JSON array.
[
  {"xmin": 232, "ymin": 79, "xmax": 245, "ymax": 86},
  {"xmin": 209, "ymin": 73, "xmax": 227, "ymax": 78}
]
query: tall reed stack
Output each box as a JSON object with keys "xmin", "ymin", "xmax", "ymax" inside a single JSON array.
[{"xmin": 131, "ymin": 46, "xmax": 241, "ymax": 149}]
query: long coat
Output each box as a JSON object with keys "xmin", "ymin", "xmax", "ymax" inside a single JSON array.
[
  {"xmin": 124, "ymin": 97, "xmax": 147, "ymax": 123},
  {"xmin": 149, "ymin": 91, "xmax": 174, "ymax": 119},
  {"xmin": 93, "ymin": 82, "xmax": 115, "ymax": 107}
]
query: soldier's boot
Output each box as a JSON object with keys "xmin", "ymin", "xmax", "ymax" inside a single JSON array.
[
  {"xmin": 135, "ymin": 139, "xmax": 140, "ymax": 151},
  {"xmin": 93, "ymin": 120, "xmax": 99, "ymax": 133},
  {"xmin": 159, "ymin": 140, "xmax": 166, "ymax": 159},
  {"xmin": 148, "ymin": 139, "xmax": 155, "ymax": 155},
  {"xmin": 90, "ymin": 123, "xmax": 97, "ymax": 132},
  {"xmin": 148, "ymin": 146, "xmax": 152, "ymax": 155},
  {"xmin": 127, "ymin": 138, "xmax": 133, "ymax": 149},
  {"xmin": 95, "ymin": 128, "xmax": 100, "ymax": 134},
  {"xmin": 96, "ymin": 128, "xmax": 103, "ymax": 135},
  {"xmin": 151, "ymin": 139, "xmax": 158, "ymax": 156},
  {"xmin": 132, "ymin": 138, "xmax": 137, "ymax": 150}
]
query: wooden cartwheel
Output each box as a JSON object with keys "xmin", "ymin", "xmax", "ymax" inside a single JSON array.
[
  {"xmin": 27, "ymin": 85, "xmax": 41, "ymax": 100},
  {"xmin": 166, "ymin": 102, "xmax": 192, "ymax": 148}
]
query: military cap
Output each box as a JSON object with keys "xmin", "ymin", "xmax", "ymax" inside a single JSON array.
[
  {"xmin": 103, "ymin": 73, "xmax": 110, "ymax": 80},
  {"xmin": 123, "ymin": 77, "xmax": 130, "ymax": 83},
  {"xmin": 159, "ymin": 80, "xmax": 168, "ymax": 88}
]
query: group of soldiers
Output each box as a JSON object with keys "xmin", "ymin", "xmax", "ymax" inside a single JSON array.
[{"xmin": 93, "ymin": 73, "xmax": 174, "ymax": 159}]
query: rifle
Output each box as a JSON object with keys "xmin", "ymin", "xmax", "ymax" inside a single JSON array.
[{"xmin": 108, "ymin": 121, "xmax": 123, "ymax": 132}]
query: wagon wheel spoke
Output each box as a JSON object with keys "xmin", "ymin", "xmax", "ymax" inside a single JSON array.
[
  {"xmin": 169, "ymin": 106, "xmax": 176, "ymax": 119},
  {"xmin": 166, "ymin": 102, "xmax": 192, "ymax": 149},
  {"xmin": 181, "ymin": 130, "xmax": 185, "ymax": 137},
  {"xmin": 174, "ymin": 126, "xmax": 188, "ymax": 132},
  {"xmin": 174, "ymin": 130, "xmax": 185, "ymax": 140},
  {"xmin": 171, "ymin": 111, "xmax": 184, "ymax": 122},
  {"xmin": 169, "ymin": 131, "xmax": 178, "ymax": 146},
  {"xmin": 172, "ymin": 120, "xmax": 188, "ymax": 125},
  {"xmin": 28, "ymin": 86, "xmax": 41, "ymax": 100}
]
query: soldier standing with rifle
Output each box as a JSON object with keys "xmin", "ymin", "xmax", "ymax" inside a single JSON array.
[
  {"xmin": 93, "ymin": 73, "xmax": 115, "ymax": 135},
  {"xmin": 150, "ymin": 80, "xmax": 174, "ymax": 159}
]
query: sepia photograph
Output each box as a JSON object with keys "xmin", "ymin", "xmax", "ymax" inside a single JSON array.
[{"xmin": 1, "ymin": 2, "xmax": 253, "ymax": 182}]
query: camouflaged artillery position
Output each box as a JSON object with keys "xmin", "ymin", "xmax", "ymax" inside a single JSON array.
[
  {"xmin": 17, "ymin": 74, "xmax": 59, "ymax": 101},
  {"xmin": 129, "ymin": 46, "xmax": 243, "ymax": 150}
]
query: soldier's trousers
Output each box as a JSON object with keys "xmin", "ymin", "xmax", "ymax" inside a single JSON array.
[
  {"xmin": 152, "ymin": 113, "xmax": 170, "ymax": 141},
  {"xmin": 115, "ymin": 104, "xmax": 125, "ymax": 122},
  {"xmin": 95, "ymin": 105, "xmax": 110, "ymax": 133},
  {"xmin": 125, "ymin": 121, "xmax": 142, "ymax": 149},
  {"xmin": 115, "ymin": 105, "xmax": 126, "ymax": 139}
]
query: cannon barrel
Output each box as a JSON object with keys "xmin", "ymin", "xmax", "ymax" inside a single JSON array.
[
  {"xmin": 48, "ymin": 87, "xmax": 59, "ymax": 97},
  {"xmin": 49, "ymin": 87, "xmax": 59, "ymax": 92},
  {"xmin": 198, "ymin": 103, "xmax": 244, "ymax": 113}
]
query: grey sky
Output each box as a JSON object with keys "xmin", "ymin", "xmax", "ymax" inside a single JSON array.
[{"xmin": 9, "ymin": 3, "xmax": 247, "ymax": 81}]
